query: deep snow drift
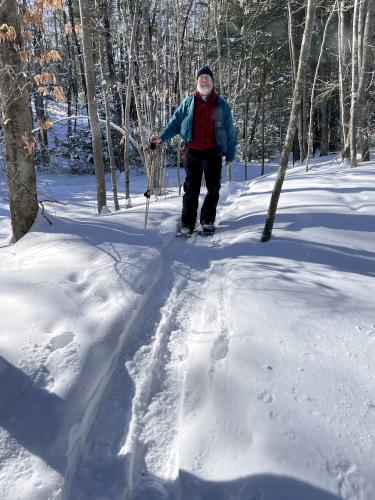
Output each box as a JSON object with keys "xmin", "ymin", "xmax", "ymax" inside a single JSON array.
[{"xmin": 0, "ymin": 157, "xmax": 374, "ymax": 500}]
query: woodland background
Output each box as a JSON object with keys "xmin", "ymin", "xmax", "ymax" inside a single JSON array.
[{"xmin": 0, "ymin": 0, "xmax": 374, "ymax": 240}]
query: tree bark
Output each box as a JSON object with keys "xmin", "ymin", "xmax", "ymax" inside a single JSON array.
[
  {"xmin": 357, "ymin": 0, "xmax": 375, "ymax": 161},
  {"xmin": 306, "ymin": 2, "xmax": 335, "ymax": 170},
  {"xmin": 96, "ymin": 0, "xmax": 120, "ymax": 211},
  {"xmin": 123, "ymin": 0, "xmax": 140, "ymax": 207},
  {"xmin": 213, "ymin": 0, "xmax": 224, "ymax": 94},
  {"xmin": 101, "ymin": 0, "xmax": 122, "ymax": 163},
  {"xmin": 62, "ymin": 10, "xmax": 77, "ymax": 141},
  {"xmin": 78, "ymin": 0, "xmax": 107, "ymax": 213},
  {"xmin": 0, "ymin": 0, "xmax": 38, "ymax": 242},
  {"xmin": 67, "ymin": 0, "xmax": 88, "ymax": 102},
  {"xmin": 33, "ymin": 28, "xmax": 50, "ymax": 166},
  {"xmin": 262, "ymin": 0, "xmax": 317, "ymax": 242},
  {"xmin": 338, "ymin": 0, "xmax": 351, "ymax": 158},
  {"xmin": 349, "ymin": 0, "xmax": 360, "ymax": 168}
]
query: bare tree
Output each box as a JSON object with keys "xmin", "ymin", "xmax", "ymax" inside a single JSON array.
[
  {"xmin": 262, "ymin": 0, "xmax": 318, "ymax": 243},
  {"xmin": 0, "ymin": 0, "xmax": 38, "ymax": 242},
  {"xmin": 212, "ymin": 0, "xmax": 224, "ymax": 94},
  {"xmin": 123, "ymin": 0, "xmax": 140, "ymax": 208},
  {"xmin": 357, "ymin": 0, "xmax": 375, "ymax": 162},
  {"xmin": 349, "ymin": 0, "xmax": 360, "ymax": 168},
  {"xmin": 338, "ymin": 0, "xmax": 352, "ymax": 159},
  {"xmin": 96, "ymin": 0, "xmax": 120, "ymax": 211},
  {"xmin": 78, "ymin": 0, "xmax": 107, "ymax": 213},
  {"xmin": 306, "ymin": 1, "xmax": 337, "ymax": 171}
]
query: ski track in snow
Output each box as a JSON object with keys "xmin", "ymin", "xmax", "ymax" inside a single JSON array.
[{"xmin": 65, "ymin": 184, "xmax": 245, "ymax": 500}]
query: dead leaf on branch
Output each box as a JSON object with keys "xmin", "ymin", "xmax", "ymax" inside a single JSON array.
[
  {"xmin": 38, "ymin": 119, "xmax": 54, "ymax": 131},
  {"xmin": 36, "ymin": 84, "xmax": 64, "ymax": 102},
  {"xmin": 19, "ymin": 51, "xmax": 29, "ymax": 62},
  {"xmin": 37, "ymin": 119, "xmax": 53, "ymax": 140},
  {"xmin": 24, "ymin": 30, "xmax": 33, "ymax": 42},
  {"xmin": 43, "ymin": 50, "xmax": 62, "ymax": 63},
  {"xmin": 45, "ymin": 0, "xmax": 65, "ymax": 11},
  {"xmin": 0, "ymin": 24, "xmax": 17, "ymax": 44},
  {"xmin": 52, "ymin": 86, "xmax": 65, "ymax": 102},
  {"xmin": 34, "ymin": 72, "xmax": 56, "ymax": 85},
  {"xmin": 37, "ymin": 86, "xmax": 51, "ymax": 95},
  {"xmin": 21, "ymin": 9, "xmax": 43, "ymax": 31},
  {"xmin": 22, "ymin": 132, "xmax": 36, "ymax": 156}
]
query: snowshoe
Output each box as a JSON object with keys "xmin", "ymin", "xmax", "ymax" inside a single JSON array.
[
  {"xmin": 176, "ymin": 225, "xmax": 194, "ymax": 238},
  {"xmin": 198, "ymin": 224, "xmax": 216, "ymax": 236}
]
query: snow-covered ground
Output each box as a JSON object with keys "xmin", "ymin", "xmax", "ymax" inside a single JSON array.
[{"xmin": 1, "ymin": 156, "xmax": 375, "ymax": 500}]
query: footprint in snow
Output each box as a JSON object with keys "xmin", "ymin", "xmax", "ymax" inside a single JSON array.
[
  {"xmin": 326, "ymin": 459, "xmax": 355, "ymax": 478},
  {"xmin": 48, "ymin": 331, "xmax": 75, "ymax": 351},
  {"xmin": 66, "ymin": 271, "xmax": 80, "ymax": 283},
  {"xmin": 32, "ymin": 364, "xmax": 54, "ymax": 389},
  {"xmin": 132, "ymin": 479, "xmax": 170, "ymax": 500},
  {"xmin": 326, "ymin": 459, "xmax": 366, "ymax": 500},
  {"xmin": 210, "ymin": 334, "xmax": 229, "ymax": 363},
  {"xmin": 257, "ymin": 391, "xmax": 274, "ymax": 404}
]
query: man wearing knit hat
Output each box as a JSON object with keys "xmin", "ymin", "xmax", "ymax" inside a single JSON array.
[{"xmin": 150, "ymin": 66, "xmax": 237, "ymax": 236}]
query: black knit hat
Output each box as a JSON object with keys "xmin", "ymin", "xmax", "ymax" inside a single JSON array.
[{"xmin": 196, "ymin": 66, "xmax": 214, "ymax": 81}]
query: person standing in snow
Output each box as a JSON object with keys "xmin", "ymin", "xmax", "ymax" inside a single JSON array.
[{"xmin": 150, "ymin": 66, "xmax": 237, "ymax": 235}]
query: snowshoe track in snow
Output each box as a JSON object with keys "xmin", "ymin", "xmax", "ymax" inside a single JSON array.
[{"xmin": 64, "ymin": 185, "xmax": 240, "ymax": 500}]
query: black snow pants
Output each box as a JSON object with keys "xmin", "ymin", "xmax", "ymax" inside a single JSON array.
[{"xmin": 181, "ymin": 147, "xmax": 222, "ymax": 231}]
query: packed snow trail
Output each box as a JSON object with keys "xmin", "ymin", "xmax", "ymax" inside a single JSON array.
[{"xmin": 65, "ymin": 182, "xmax": 245, "ymax": 499}]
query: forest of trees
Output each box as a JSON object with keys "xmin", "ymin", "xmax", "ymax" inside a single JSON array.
[{"xmin": 0, "ymin": 0, "xmax": 374, "ymax": 241}]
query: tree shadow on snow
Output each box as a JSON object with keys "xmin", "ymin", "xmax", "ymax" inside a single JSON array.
[
  {"xmin": 195, "ymin": 211, "xmax": 375, "ymax": 278},
  {"xmin": 125, "ymin": 464, "xmax": 343, "ymax": 500},
  {"xmin": 0, "ymin": 355, "xmax": 66, "ymax": 474},
  {"xmin": 174, "ymin": 469, "xmax": 343, "ymax": 500}
]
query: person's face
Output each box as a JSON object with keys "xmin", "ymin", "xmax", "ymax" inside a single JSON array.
[{"xmin": 197, "ymin": 74, "xmax": 213, "ymax": 95}]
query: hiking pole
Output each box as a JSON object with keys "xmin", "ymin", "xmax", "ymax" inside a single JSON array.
[{"xmin": 144, "ymin": 141, "xmax": 156, "ymax": 229}]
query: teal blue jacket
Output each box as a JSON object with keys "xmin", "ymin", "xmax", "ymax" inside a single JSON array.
[{"xmin": 160, "ymin": 94, "xmax": 237, "ymax": 161}]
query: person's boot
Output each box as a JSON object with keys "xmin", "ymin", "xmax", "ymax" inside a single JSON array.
[
  {"xmin": 176, "ymin": 222, "xmax": 194, "ymax": 237},
  {"xmin": 199, "ymin": 223, "xmax": 216, "ymax": 236}
]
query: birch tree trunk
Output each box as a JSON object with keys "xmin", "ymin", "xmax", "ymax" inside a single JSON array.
[
  {"xmin": 261, "ymin": 0, "xmax": 317, "ymax": 243},
  {"xmin": 78, "ymin": 0, "xmax": 107, "ymax": 213},
  {"xmin": 287, "ymin": 0, "xmax": 297, "ymax": 92},
  {"xmin": 0, "ymin": 0, "xmax": 38, "ymax": 242}
]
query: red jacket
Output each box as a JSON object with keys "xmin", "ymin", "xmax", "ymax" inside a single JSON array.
[{"xmin": 188, "ymin": 90, "xmax": 217, "ymax": 151}]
